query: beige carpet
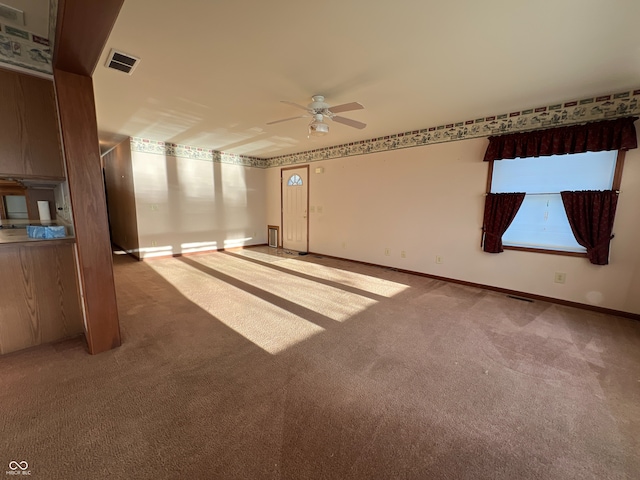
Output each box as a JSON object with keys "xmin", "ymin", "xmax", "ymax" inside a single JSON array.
[{"xmin": 1, "ymin": 246, "xmax": 639, "ymax": 479}]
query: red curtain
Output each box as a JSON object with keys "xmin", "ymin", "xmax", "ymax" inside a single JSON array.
[
  {"xmin": 484, "ymin": 116, "xmax": 638, "ymax": 161},
  {"xmin": 560, "ymin": 190, "xmax": 618, "ymax": 265},
  {"xmin": 482, "ymin": 193, "xmax": 525, "ymax": 253}
]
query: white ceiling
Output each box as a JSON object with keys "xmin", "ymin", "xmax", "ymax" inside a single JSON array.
[{"xmin": 93, "ymin": 0, "xmax": 640, "ymax": 158}]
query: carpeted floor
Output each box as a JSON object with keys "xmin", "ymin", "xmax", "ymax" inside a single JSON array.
[{"xmin": 1, "ymin": 246, "xmax": 639, "ymax": 479}]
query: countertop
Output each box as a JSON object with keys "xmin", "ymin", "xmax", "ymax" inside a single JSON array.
[{"xmin": 0, "ymin": 225, "xmax": 74, "ymax": 246}]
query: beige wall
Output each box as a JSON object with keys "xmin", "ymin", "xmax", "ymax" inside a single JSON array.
[
  {"xmin": 103, "ymin": 138, "xmax": 140, "ymax": 257},
  {"xmin": 131, "ymin": 151, "xmax": 267, "ymax": 259},
  {"xmin": 266, "ymin": 125, "xmax": 640, "ymax": 315}
]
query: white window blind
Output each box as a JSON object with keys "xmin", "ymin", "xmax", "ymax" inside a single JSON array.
[{"xmin": 490, "ymin": 150, "xmax": 617, "ymax": 252}]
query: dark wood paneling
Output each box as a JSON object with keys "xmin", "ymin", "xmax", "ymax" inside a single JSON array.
[
  {"xmin": 54, "ymin": 69, "xmax": 121, "ymax": 354},
  {"xmin": 25, "ymin": 188, "xmax": 57, "ymax": 222},
  {"xmin": 54, "ymin": 0, "xmax": 125, "ymax": 76},
  {"xmin": 0, "ymin": 69, "xmax": 64, "ymax": 178},
  {"xmin": 0, "ymin": 243, "xmax": 83, "ymax": 355},
  {"xmin": 103, "ymin": 139, "xmax": 140, "ymax": 258}
]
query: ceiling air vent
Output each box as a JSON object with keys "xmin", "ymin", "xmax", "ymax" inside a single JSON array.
[{"xmin": 105, "ymin": 49, "xmax": 140, "ymax": 75}]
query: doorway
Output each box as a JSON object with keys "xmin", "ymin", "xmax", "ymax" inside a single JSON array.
[{"xmin": 281, "ymin": 165, "xmax": 309, "ymax": 252}]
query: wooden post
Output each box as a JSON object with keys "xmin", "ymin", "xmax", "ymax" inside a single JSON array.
[
  {"xmin": 53, "ymin": 0, "xmax": 125, "ymax": 353},
  {"xmin": 54, "ymin": 70, "xmax": 121, "ymax": 354}
]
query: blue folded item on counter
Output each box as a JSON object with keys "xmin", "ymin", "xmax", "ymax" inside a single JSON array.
[
  {"xmin": 26, "ymin": 226, "xmax": 45, "ymax": 239},
  {"xmin": 45, "ymin": 226, "xmax": 66, "ymax": 239},
  {"xmin": 27, "ymin": 225, "xmax": 66, "ymax": 239}
]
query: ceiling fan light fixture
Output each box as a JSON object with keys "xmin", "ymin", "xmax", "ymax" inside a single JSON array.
[
  {"xmin": 269, "ymin": 95, "xmax": 365, "ymax": 136},
  {"xmin": 309, "ymin": 120, "xmax": 329, "ymax": 136}
]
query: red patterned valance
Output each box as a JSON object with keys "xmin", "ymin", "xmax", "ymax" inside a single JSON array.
[{"xmin": 483, "ymin": 116, "xmax": 638, "ymax": 162}]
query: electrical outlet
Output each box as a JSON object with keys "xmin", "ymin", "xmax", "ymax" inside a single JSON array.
[
  {"xmin": 151, "ymin": 240, "xmax": 157, "ymax": 247},
  {"xmin": 310, "ymin": 206, "xmax": 316, "ymax": 213},
  {"xmin": 150, "ymin": 204, "xmax": 159, "ymax": 211},
  {"xmin": 435, "ymin": 255, "xmax": 443, "ymax": 264},
  {"xmin": 317, "ymin": 206, "xmax": 323, "ymax": 214},
  {"xmin": 342, "ymin": 242, "xmax": 346, "ymax": 249},
  {"xmin": 401, "ymin": 250, "xmax": 406, "ymax": 258},
  {"xmin": 554, "ymin": 272, "xmax": 566, "ymax": 284},
  {"xmin": 384, "ymin": 248, "xmax": 390, "ymax": 256}
]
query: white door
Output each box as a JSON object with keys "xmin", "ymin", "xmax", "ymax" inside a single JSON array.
[{"xmin": 282, "ymin": 166, "xmax": 308, "ymax": 252}]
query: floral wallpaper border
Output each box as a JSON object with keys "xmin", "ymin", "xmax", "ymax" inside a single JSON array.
[
  {"xmin": 48, "ymin": 0, "xmax": 58, "ymax": 52},
  {"xmin": 0, "ymin": 0, "xmax": 57, "ymax": 76},
  {"xmin": 267, "ymin": 89, "xmax": 640, "ymax": 167},
  {"xmin": 131, "ymin": 88, "xmax": 640, "ymax": 169},
  {"xmin": 130, "ymin": 138, "xmax": 269, "ymax": 168},
  {"xmin": 0, "ymin": 22, "xmax": 52, "ymax": 74}
]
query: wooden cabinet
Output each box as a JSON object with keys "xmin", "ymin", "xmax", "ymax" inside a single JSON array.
[
  {"xmin": 0, "ymin": 69, "xmax": 65, "ymax": 179},
  {"xmin": 0, "ymin": 242, "xmax": 83, "ymax": 354}
]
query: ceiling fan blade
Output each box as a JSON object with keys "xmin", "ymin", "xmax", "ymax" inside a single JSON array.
[
  {"xmin": 329, "ymin": 102, "xmax": 364, "ymax": 114},
  {"xmin": 332, "ymin": 116, "xmax": 366, "ymax": 129},
  {"xmin": 266, "ymin": 115, "xmax": 308, "ymax": 125},
  {"xmin": 281, "ymin": 100, "xmax": 311, "ymax": 112}
]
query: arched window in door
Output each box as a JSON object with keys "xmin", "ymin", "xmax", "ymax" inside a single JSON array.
[{"xmin": 287, "ymin": 174, "xmax": 303, "ymax": 186}]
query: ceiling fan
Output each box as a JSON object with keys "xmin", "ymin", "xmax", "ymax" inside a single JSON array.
[{"xmin": 267, "ymin": 95, "xmax": 366, "ymax": 137}]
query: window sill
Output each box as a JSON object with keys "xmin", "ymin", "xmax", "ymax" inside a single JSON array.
[{"xmin": 503, "ymin": 245, "xmax": 587, "ymax": 257}]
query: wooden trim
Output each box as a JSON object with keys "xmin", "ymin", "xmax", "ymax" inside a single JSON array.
[
  {"xmin": 0, "ymin": 196, "xmax": 5, "ymax": 220},
  {"xmin": 0, "ymin": 238, "xmax": 75, "ymax": 249},
  {"xmin": 280, "ymin": 170, "xmax": 283, "ymax": 248},
  {"xmin": 54, "ymin": 0, "xmax": 125, "ymax": 76},
  {"xmin": 0, "ymin": 186, "xmax": 26, "ymax": 196},
  {"xmin": 480, "ymin": 160, "xmax": 494, "ymax": 248},
  {"xmin": 612, "ymin": 150, "xmax": 626, "ymax": 191},
  {"xmin": 280, "ymin": 166, "xmax": 307, "ymax": 171},
  {"xmin": 0, "ymin": 174, "xmax": 65, "ymax": 182},
  {"xmin": 280, "ymin": 165, "xmax": 310, "ymax": 252},
  {"xmin": 306, "ymin": 165, "xmax": 310, "ymax": 253},
  {"xmin": 305, "ymin": 251, "xmax": 640, "ymax": 321},
  {"xmin": 503, "ymin": 245, "xmax": 587, "ymax": 257},
  {"xmin": 485, "ymin": 159, "xmax": 494, "ymax": 193}
]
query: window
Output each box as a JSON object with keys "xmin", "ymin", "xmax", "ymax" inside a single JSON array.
[
  {"xmin": 287, "ymin": 174, "xmax": 303, "ymax": 186},
  {"xmin": 488, "ymin": 150, "xmax": 621, "ymax": 254}
]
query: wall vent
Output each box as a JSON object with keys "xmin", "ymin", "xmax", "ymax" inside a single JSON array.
[
  {"xmin": 0, "ymin": 3, "xmax": 25, "ymax": 25},
  {"xmin": 105, "ymin": 49, "xmax": 140, "ymax": 75},
  {"xmin": 268, "ymin": 225, "xmax": 279, "ymax": 248}
]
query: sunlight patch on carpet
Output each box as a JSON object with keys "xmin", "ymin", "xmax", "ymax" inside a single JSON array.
[
  {"xmin": 190, "ymin": 254, "xmax": 378, "ymax": 322},
  {"xmin": 233, "ymin": 249, "xmax": 410, "ymax": 298},
  {"xmin": 146, "ymin": 260, "xmax": 324, "ymax": 354}
]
